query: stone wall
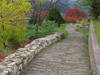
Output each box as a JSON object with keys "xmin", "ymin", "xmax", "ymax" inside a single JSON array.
[
  {"xmin": 89, "ymin": 21, "xmax": 100, "ymax": 75},
  {"xmin": 0, "ymin": 32, "xmax": 63, "ymax": 75}
]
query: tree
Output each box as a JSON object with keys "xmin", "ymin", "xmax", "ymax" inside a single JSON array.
[
  {"xmin": 76, "ymin": 0, "xmax": 100, "ymax": 19},
  {"xmin": 47, "ymin": 7, "xmax": 64, "ymax": 27},
  {"xmin": 65, "ymin": 8, "xmax": 88, "ymax": 18},
  {"xmin": 30, "ymin": 0, "xmax": 69, "ymax": 38},
  {"xmin": 29, "ymin": 11, "xmax": 41, "ymax": 25},
  {"xmin": 0, "ymin": 0, "xmax": 31, "ymax": 49}
]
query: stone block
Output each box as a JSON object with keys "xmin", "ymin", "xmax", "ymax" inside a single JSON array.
[{"xmin": 0, "ymin": 32, "xmax": 63, "ymax": 75}]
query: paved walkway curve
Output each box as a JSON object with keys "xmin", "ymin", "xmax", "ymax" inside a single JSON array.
[{"xmin": 20, "ymin": 25, "xmax": 90, "ymax": 75}]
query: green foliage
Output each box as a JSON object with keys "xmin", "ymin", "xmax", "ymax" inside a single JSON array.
[
  {"xmin": 0, "ymin": 0, "xmax": 31, "ymax": 49},
  {"xmin": 59, "ymin": 23, "xmax": 69, "ymax": 38},
  {"xmin": 89, "ymin": 70, "xmax": 93, "ymax": 75},
  {"xmin": 25, "ymin": 21, "xmax": 58, "ymax": 39},
  {"xmin": 75, "ymin": 29, "xmax": 89, "ymax": 37},
  {"xmin": 93, "ymin": 19, "xmax": 100, "ymax": 47},
  {"xmin": 81, "ymin": 19, "xmax": 90, "ymax": 26},
  {"xmin": 24, "ymin": 25, "xmax": 36, "ymax": 40},
  {"xmin": 38, "ymin": 21, "xmax": 58, "ymax": 38},
  {"xmin": 76, "ymin": 0, "xmax": 100, "ymax": 19},
  {"xmin": 29, "ymin": 11, "xmax": 41, "ymax": 25},
  {"xmin": 47, "ymin": 7, "xmax": 64, "ymax": 27}
]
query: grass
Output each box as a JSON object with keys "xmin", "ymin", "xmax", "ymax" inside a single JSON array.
[
  {"xmin": 93, "ymin": 19, "xmax": 100, "ymax": 47},
  {"xmin": 89, "ymin": 69, "xmax": 93, "ymax": 75},
  {"xmin": 58, "ymin": 23, "xmax": 69, "ymax": 38},
  {"xmin": 75, "ymin": 29, "xmax": 89, "ymax": 37},
  {"xmin": 59, "ymin": 23, "xmax": 78, "ymax": 38}
]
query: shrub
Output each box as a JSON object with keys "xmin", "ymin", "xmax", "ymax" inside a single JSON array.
[
  {"xmin": 64, "ymin": 16, "xmax": 83, "ymax": 23},
  {"xmin": 38, "ymin": 20, "xmax": 58, "ymax": 38},
  {"xmin": 24, "ymin": 25, "xmax": 36, "ymax": 40},
  {"xmin": 29, "ymin": 11, "xmax": 41, "ymax": 25},
  {"xmin": 25, "ymin": 21, "xmax": 58, "ymax": 39},
  {"xmin": 47, "ymin": 7, "xmax": 64, "ymax": 27},
  {"xmin": 81, "ymin": 19, "xmax": 88, "ymax": 26}
]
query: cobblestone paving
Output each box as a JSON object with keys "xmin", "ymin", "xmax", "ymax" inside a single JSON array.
[{"xmin": 20, "ymin": 25, "xmax": 90, "ymax": 75}]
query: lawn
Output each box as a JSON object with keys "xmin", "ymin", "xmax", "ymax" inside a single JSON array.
[{"xmin": 93, "ymin": 19, "xmax": 100, "ymax": 47}]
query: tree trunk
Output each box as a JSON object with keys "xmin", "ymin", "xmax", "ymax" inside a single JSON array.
[
  {"xmin": 1, "ymin": 15, "xmax": 7, "ymax": 49},
  {"xmin": 2, "ymin": 25, "xmax": 7, "ymax": 49},
  {"xmin": 35, "ymin": 4, "xmax": 41, "ymax": 39},
  {"xmin": 3, "ymin": 42, "xmax": 7, "ymax": 49},
  {"xmin": 94, "ymin": 13, "xmax": 99, "ymax": 19}
]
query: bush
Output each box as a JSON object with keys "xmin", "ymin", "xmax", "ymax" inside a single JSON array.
[
  {"xmin": 29, "ymin": 11, "xmax": 41, "ymax": 25},
  {"xmin": 25, "ymin": 21, "xmax": 58, "ymax": 39},
  {"xmin": 47, "ymin": 7, "xmax": 64, "ymax": 27},
  {"xmin": 38, "ymin": 20, "xmax": 58, "ymax": 38},
  {"xmin": 24, "ymin": 25, "xmax": 36, "ymax": 40},
  {"xmin": 81, "ymin": 19, "xmax": 89, "ymax": 26}
]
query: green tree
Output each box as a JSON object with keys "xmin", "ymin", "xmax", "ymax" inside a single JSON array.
[
  {"xmin": 77, "ymin": 0, "xmax": 100, "ymax": 19},
  {"xmin": 0, "ymin": 0, "xmax": 31, "ymax": 49},
  {"xmin": 47, "ymin": 7, "xmax": 64, "ymax": 27},
  {"xmin": 29, "ymin": 11, "xmax": 41, "ymax": 25}
]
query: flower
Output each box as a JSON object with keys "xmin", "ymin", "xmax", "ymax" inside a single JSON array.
[
  {"xmin": 12, "ymin": 40, "xmax": 16, "ymax": 43},
  {"xmin": 8, "ymin": 20, "xmax": 13, "ymax": 22},
  {"xmin": 12, "ymin": 51, "xmax": 16, "ymax": 54},
  {"xmin": 64, "ymin": 8, "xmax": 88, "ymax": 22},
  {"xmin": 40, "ymin": 10, "xmax": 48, "ymax": 18},
  {"xmin": 18, "ymin": 46, "xmax": 25, "ymax": 49},
  {"xmin": 0, "ymin": 56, "xmax": 5, "ymax": 62},
  {"xmin": 25, "ymin": 40, "xmax": 33, "ymax": 45}
]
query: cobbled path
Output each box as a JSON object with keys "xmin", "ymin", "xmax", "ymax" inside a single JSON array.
[{"xmin": 20, "ymin": 25, "xmax": 90, "ymax": 75}]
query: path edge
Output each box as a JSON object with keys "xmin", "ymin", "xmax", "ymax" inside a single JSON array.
[{"xmin": 89, "ymin": 20, "xmax": 100, "ymax": 75}]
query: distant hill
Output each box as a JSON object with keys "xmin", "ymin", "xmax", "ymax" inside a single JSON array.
[
  {"xmin": 31, "ymin": 1, "xmax": 70, "ymax": 14},
  {"xmin": 29, "ymin": 0, "xmax": 89, "ymax": 14}
]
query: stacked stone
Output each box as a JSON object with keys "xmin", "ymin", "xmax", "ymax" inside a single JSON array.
[
  {"xmin": 0, "ymin": 32, "xmax": 63, "ymax": 75},
  {"xmin": 76, "ymin": 24, "xmax": 89, "ymax": 31}
]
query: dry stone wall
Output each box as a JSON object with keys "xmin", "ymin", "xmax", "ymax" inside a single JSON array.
[
  {"xmin": 0, "ymin": 32, "xmax": 63, "ymax": 75},
  {"xmin": 89, "ymin": 21, "xmax": 100, "ymax": 75}
]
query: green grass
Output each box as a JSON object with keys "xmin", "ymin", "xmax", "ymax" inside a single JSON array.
[
  {"xmin": 89, "ymin": 69, "xmax": 93, "ymax": 75},
  {"xmin": 93, "ymin": 19, "xmax": 100, "ymax": 47},
  {"xmin": 75, "ymin": 29, "xmax": 89, "ymax": 37},
  {"xmin": 58, "ymin": 23, "xmax": 69, "ymax": 38}
]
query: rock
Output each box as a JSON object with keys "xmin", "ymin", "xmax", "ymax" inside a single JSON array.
[{"xmin": 0, "ymin": 32, "xmax": 63, "ymax": 75}]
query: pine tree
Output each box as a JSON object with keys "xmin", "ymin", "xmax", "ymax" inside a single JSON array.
[{"xmin": 47, "ymin": 7, "xmax": 64, "ymax": 27}]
